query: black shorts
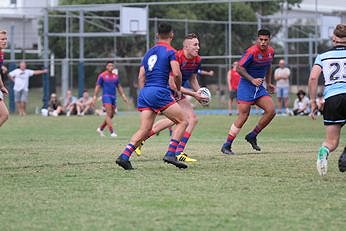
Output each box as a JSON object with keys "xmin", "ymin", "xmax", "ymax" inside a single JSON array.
[
  {"xmin": 323, "ymin": 93, "xmax": 346, "ymax": 126},
  {"xmin": 229, "ymin": 90, "xmax": 237, "ymax": 100}
]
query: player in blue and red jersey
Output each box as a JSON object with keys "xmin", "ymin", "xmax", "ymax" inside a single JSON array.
[
  {"xmin": 0, "ymin": 30, "xmax": 9, "ymax": 127},
  {"xmin": 221, "ymin": 29, "xmax": 276, "ymax": 155},
  {"xmin": 92, "ymin": 61, "xmax": 128, "ymax": 137},
  {"xmin": 134, "ymin": 33, "xmax": 209, "ymax": 162},
  {"xmin": 116, "ymin": 23, "xmax": 188, "ymax": 170}
]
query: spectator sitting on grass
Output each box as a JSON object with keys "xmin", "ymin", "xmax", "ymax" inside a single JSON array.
[
  {"xmin": 292, "ymin": 89, "xmax": 310, "ymax": 116},
  {"xmin": 48, "ymin": 93, "xmax": 64, "ymax": 116}
]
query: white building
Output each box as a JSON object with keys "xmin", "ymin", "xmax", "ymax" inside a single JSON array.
[{"xmin": 0, "ymin": 0, "xmax": 59, "ymax": 52}]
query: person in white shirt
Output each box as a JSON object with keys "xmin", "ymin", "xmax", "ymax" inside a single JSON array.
[
  {"xmin": 274, "ymin": 59, "xmax": 291, "ymax": 114},
  {"xmin": 293, "ymin": 89, "xmax": 310, "ymax": 116},
  {"xmin": 9, "ymin": 61, "xmax": 48, "ymax": 116}
]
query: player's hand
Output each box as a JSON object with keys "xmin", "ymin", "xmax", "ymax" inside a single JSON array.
[
  {"xmin": 310, "ymin": 102, "xmax": 318, "ymax": 120},
  {"xmin": 267, "ymin": 84, "xmax": 275, "ymax": 94},
  {"xmin": 91, "ymin": 96, "xmax": 97, "ymax": 106},
  {"xmin": 175, "ymin": 91, "xmax": 182, "ymax": 101},
  {"xmin": 194, "ymin": 90, "xmax": 208, "ymax": 103},
  {"xmin": 251, "ymin": 78, "xmax": 263, "ymax": 87},
  {"xmin": 123, "ymin": 97, "xmax": 129, "ymax": 104},
  {"xmin": 0, "ymin": 86, "xmax": 8, "ymax": 96}
]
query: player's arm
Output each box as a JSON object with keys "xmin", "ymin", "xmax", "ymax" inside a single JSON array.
[
  {"xmin": 308, "ymin": 64, "xmax": 322, "ymax": 119},
  {"xmin": 170, "ymin": 60, "xmax": 182, "ymax": 91},
  {"xmin": 0, "ymin": 75, "xmax": 8, "ymax": 95},
  {"xmin": 138, "ymin": 66, "xmax": 146, "ymax": 89},
  {"xmin": 0, "ymin": 66, "xmax": 8, "ymax": 95},
  {"xmin": 92, "ymin": 84, "xmax": 101, "ymax": 105},
  {"xmin": 117, "ymin": 84, "xmax": 129, "ymax": 103},
  {"xmin": 198, "ymin": 69, "xmax": 214, "ymax": 77},
  {"xmin": 185, "ymin": 74, "xmax": 208, "ymax": 103},
  {"xmin": 265, "ymin": 64, "xmax": 275, "ymax": 94},
  {"xmin": 237, "ymin": 64, "xmax": 263, "ymax": 87}
]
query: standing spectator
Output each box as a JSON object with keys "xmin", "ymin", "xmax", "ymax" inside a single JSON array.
[
  {"xmin": 0, "ymin": 30, "xmax": 9, "ymax": 127},
  {"xmin": 274, "ymin": 59, "xmax": 291, "ymax": 114},
  {"xmin": 8, "ymin": 61, "xmax": 48, "ymax": 116},
  {"xmin": 63, "ymin": 89, "xmax": 77, "ymax": 116},
  {"xmin": 47, "ymin": 93, "xmax": 63, "ymax": 116},
  {"xmin": 221, "ymin": 28, "xmax": 276, "ymax": 155},
  {"xmin": 308, "ymin": 23, "xmax": 346, "ymax": 176},
  {"xmin": 76, "ymin": 90, "xmax": 94, "ymax": 116},
  {"xmin": 93, "ymin": 61, "xmax": 128, "ymax": 137},
  {"xmin": 227, "ymin": 61, "xmax": 241, "ymax": 115},
  {"xmin": 292, "ymin": 89, "xmax": 310, "ymax": 116}
]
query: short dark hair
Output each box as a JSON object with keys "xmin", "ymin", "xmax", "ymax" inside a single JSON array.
[
  {"xmin": 106, "ymin": 61, "xmax": 114, "ymax": 65},
  {"xmin": 158, "ymin": 23, "xmax": 173, "ymax": 39},
  {"xmin": 297, "ymin": 89, "xmax": 306, "ymax": 96},
  {"xmin": 258, "ymin": 28, "xmax": 271, "ymax": 37}
]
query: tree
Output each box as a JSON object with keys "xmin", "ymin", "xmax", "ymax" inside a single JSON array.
[{"xmin": 46, "ymin": 0, "xmax": 302, "ymax": 103}]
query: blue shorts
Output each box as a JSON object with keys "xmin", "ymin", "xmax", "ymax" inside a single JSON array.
[
  {"xmin": 102, "ymin": 95, "xmax": 116, "ymax": 107},
  {"xmin": 137, "ymin": 86, "xmax": 176, "ymax": 113},
  {"xmin": 276, "ymin": 86, "xmax": 289, "ymax": 98},
  {"xmin": 237, "ymin": 79, "xmax": 269, "ymax": 104}
]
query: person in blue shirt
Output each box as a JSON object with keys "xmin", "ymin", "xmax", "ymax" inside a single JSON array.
[
  {"xmin": 93, "ymin": 61, "xmax": 128, "ymax": 137},
  {"xmin": 308, "ymin": 23, "xmax": 346, "ymax": 176},
  {"xmin": 116, "ymin": 23, "xmax": 188, "ymax": 170},
  {"xmin": 221, "ymin": 28, "xmax": 276, "ymax": 155}
]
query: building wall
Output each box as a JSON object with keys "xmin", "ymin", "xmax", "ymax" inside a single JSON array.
[{"xmin": 0, "ymin": 0, "xmax": 59, "ymax": 51}]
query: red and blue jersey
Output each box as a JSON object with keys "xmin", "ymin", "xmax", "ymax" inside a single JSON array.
[
  {"xmin": 237, "ymin": 44, "xmax": 274, "ymax": 104},
  {"xmin": 239, "ymin": 44, "xmax": 274, "ymax": 80},
  {"xmin": 96, "ymin": 70, "xmax": 119, "ymax": 99},
  {"xmin": 141, "ymin": 41, "xmax": 177, "ymax": 88},
  {"xmin": 175, "ymin": 49, "xmax": 201, "ymax": 86}
]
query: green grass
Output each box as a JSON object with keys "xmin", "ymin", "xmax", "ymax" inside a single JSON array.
[{"xmin": 0, "ymin": 113, "xmax": 346, "ymax": 231}]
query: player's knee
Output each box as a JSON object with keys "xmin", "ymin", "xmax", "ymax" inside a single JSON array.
[
  {"xmin": 179, "ymin": 118, "xmax": 188, "ymax": 129},
  {"xmin": 189, "ymin": 114, "xmax": 198, "ymax": 126}
]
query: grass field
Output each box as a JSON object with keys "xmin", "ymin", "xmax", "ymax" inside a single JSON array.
[{"xmin": 1, "ymin": 113, "xmax": 346, "ymax": 231}]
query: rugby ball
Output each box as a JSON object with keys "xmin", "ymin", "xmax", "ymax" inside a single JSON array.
[{"xmin": 198, "ymin": 87, "xmax": 211, "ymax": 106}]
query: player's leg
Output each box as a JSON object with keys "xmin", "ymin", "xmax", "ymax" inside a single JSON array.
[
  {"xmin": 134, "ymin": 116, "xmax": 174, "ymax": 156},
  {"xmin": 221, "ymin": 102, "xmax": 251, "ymax": 155},
  {"xmin": 161, "ymin": 103, "xmax": 188, "ymax": 169},
  {"xmin": 316, "ymin": 124, "xmax": 341, "ymax": 176},
  {"xmin": 245, "ymin": 96, "xmax": 276, "ymax": 151},
  {"xmin": 175, "ymin": 98, "xmax": 198, "ymax": 161},
  {"xmin": 105, "ymin": 104, "xmax": 117, "ymax": 137},
  {"xmin": 116, "ymin": 110, "xmax": 157, "ymax": 170},
  {"xmin": 152, "ymin": 118, "xmax": 175, "ymax": 134},
  {"xmin": 0, "ymin": 99, "xmax": 9, "ymax": 127}
]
